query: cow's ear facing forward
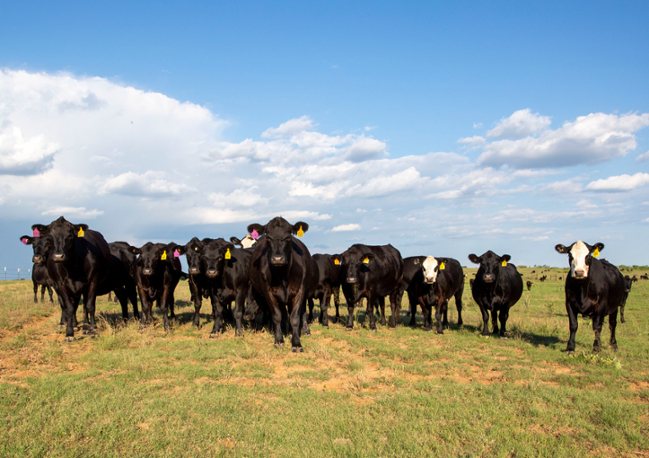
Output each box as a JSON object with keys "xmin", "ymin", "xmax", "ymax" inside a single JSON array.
[
  {"xmin": 247, "ymin": 223, "xmax": 266, "ymax": 237},
  {"xmin": 555, "ymin": 244, "xmax": 569, "ymax": 254},
  {"xmin": 292, "ymin": 222, "xmax": 309, "ymax": 236},
  {"xmin": 591, "ymin": 242, "xmax": 604, "ymax": 255},
  {"xmin": 175, "ymin": 245, "xmax": 186, "ymax": 256},
  {"xmin": 468, "ymin": 254, "xmax": 481, "ymax": 264},
  {"xmin": 501, "ymin": 254, "xmax": 511, "ymax": 263},
  {"xmin": 230, "ymin": 236, "xmax": 242, "ymax": 246},
  {"xmin": 20, "ymin": 235, "xmax": 34, "ymax": 245},
  {"xmin": 129, "ymin": 246, "xmax": 142, "ymax": 255}
]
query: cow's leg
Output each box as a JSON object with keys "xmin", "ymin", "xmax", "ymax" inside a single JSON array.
[
  {"xmin": 265, "ymin": 295, "xmax": 284, "ymax": 346},
  {"xmin": 408, "ymin": 292, "xmax": 418, "ymax": 326},
  {"xmin": 620, "ymin": 295, "xmax": 627, "ymax": 324},
  {"xmin": 608, "ymin": 308, "xmax": 618, "ymax": 351},
  {"xmin": 307, "ymin": 297, "xmax": 315, "ymax": 324},
  {"xmin": 332, "ymin": 286, "xmax": 340, "ymax": 324},
  {"xmin": 114, "ymin": 287, "xmax": 129, "ymax": 319},
  {"xmin": 192, "ymin": 291, "xmax": 203, "ymax": 328},
  {"xmin": 479, "ymin": 303, "xmax": 490, "ymax": 336},
  {"xmin": 320, "ymin": 286, "xmax": 331, "ymax": 327},
  {"xmin": 84, "ymin": 284, "xmax": 99, "ymax": 336},
  {"xmin": 565, "ymin": 302, "xmax": 578, "ymax": 354},
  {"xmin": 138, "ymin": 288, "xmax": 153, "ymax": 327},
  {"xmin": 107, "ymin": 292, "xmax": 112, "ymax": 302},
  {"xmin": 58, "ymin": 291, "xmax": 76, "ymax": 341},
  {"xmin": 33, "ymin": 282, "xmax": 39, "ymax": 303},
  {"xmin": 491, "ymin": 309, "xmax": 499, "ymax": 335},
  {"xmin": 592, "ymin": 311, "xmax": 605, "ymax": 352},
  {"xmin": 210, "ymin": 294, "xmax": 225, "ymax": 337},
  {"xmin": 434, "ymin": 298, "xmax": 446, "ymax": 334},
  {"xmin": 455, "ymin": 285, "xmax": 464, "ymax": 326},
  {"xmin": 233, "ymin": 289, "xmax": 246, "ymax": 336},
  {"xmin": 345, "ymin": 294, "xmax": 355, "ymax": 330},
  {"xmin": 389, "ymin": 290, "xmax": 402, "ymax": 328},
  {"xmin": 169, "ymin": 295, "xmax": 176, "ymax": 320},
  {"xmin": 498, "ymin": 306, "xmax": 510, "ymax": 338},
  {"xmin": 47, "ymin": 286, "xmax": 54, "ymax": 304},
  {"xmin": 127, "ymin": 283, "xmax": 139, "ymax": 320},
  {"xmin": 376, "ymin": 297, "xmax": 386, "ymax": 327},
  {"xmin": 290, "ymin": 293, "xmax": 307, "ymax": 351},
  {"xmin": 420, "ymin": 297, "xmax": 433, "ymax": 331},
  {"xmin": 367, "ymin": 293, "xmax": 378, "ymax": 331},
  {"xmin": 41, "ymin": 285, "xmax": 46, "ymax": 303},
  {"xmin": 300, "ymin": 300, "xmax": 311, "ymax": 336}
]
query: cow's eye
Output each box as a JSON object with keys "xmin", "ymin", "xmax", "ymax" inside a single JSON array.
[
  {"xmin": 284, "ymin": 237, "xmax": 292, "ymax": 242},
  {"xmin": 194, "ymin": 247, "xmax": 199, "ymax": 251}
]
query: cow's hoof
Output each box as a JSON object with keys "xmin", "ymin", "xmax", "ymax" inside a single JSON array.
[
  {"xmin": 437, "ymin": 331, "xmax": 444, "ymax": 335},
  {"xmin": 371, "ymin": 328, "xmax": 378, "ymax": 333},
  {"xmin": 274, "ymin": 342, "xmax": 285, "ymax": 348},
  {"xmin": 458, "ymin": 320, "xmax": 463, "ymax": 326},
  {"xmin": 291, "ymin": 346, "xmax": 303, "ymax": 353},
  {"xmin": 209, "ymin": 333, "xmax": 218, "ymax": 339},
  {"xmin": 566, "ymin": 350, "xmax": 575, "ymax": 355},
  {"xmin": 64, "ymin": 336, "xmax": 74, "ymax": 342},
  {"xmin": 500, "ymin": 336, "xmax": 509, "ymax": 340},
  {"xmin": 345, "ymin": 326, "xmax": 353, "ymax": 331},
  {"xmin": 423, "ymin": 327, "xmax": 432, "ymax": 332}
]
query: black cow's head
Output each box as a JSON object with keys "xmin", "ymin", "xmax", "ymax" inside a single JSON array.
[
  {"xmin": 202, "ymin": 239, "xmax": 235, "ymax": 278},
  {"xmin": 555, "ymin": 241, "xmax": 604, "ymax": 279},
  {"xmin": 176, "ymin": 237, "xmax": 204, "ymax": 276},
  {"xmin": 468, "ymin": 251, "xmax": 511, "ymax": 284},
  {"xmin": 129, "ymin": 242, "xmax": 168, "ymax": 276},
  {"xmin": 35, "ymin": 217, "xmax": 88, "ymax": 263},
  {"xmin": 20, "ymin": 231, "xmax": 53, "ymax": 265},
  {"xmin": 247, "ymin": 217, "xmax": 308, "ymax": 267},
  {"xmin": 340, "ymin": 247, "xmax": 374, "ymax": 286}
]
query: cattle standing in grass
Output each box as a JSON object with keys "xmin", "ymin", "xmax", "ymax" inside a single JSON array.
[
  {"xmin": 307, "ymin": 254, "xmax": 342, "ymax": 327},
  {"xmin": 621, "ymin": 275, "xmax": 633, "ymax": 324},
  {"xmin": 130, "ymin": 242, "xmax": 183, "ymax": 330},
  {"xmin": 177, "ymin": 238, "xmax": 253, "ymax": 336},
  {"xmin": 244, "ymin": 217, "xmax": 315, "ymax": 351},
  {"xmin": 526, "ymin": 280, "xmax": 533, "ymax": 291},
  {"xmin": 401, "ymin": 256, "xmax": 463, "ymax": 333},
  {"xmin": 32, "ymin": 217, "xmax": 112, "ymax": 341},
  {"xmin": 469, "ymin": 251, "xmax": 523, "ymax": 338},
  {"xmin": 339, "ymin": 244, "xmax": 403, "ymax": 331},
  {"xmin": 555, "ymin": 241, "xmax": 626, "ymax": 353},
  {"xmin": 20, "ymin": 235, "xmax": 55, "ymax": 304}
]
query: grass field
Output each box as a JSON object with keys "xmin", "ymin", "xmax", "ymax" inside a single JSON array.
[{"xmin": 1, "ymin": 267, "xmax": 648, "ymax": 457}]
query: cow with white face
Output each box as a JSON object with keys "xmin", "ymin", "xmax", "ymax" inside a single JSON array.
[
  {"xmin": 555, "ymin": 241, "xmax": 626, "ymax": 353},
  {"xmin": 400, "ymin": 256, "xmax": 464, "ymax": 333},
  {"xmin": 230, "ymin": 234, "xmax": 257, "ymax": 249}
]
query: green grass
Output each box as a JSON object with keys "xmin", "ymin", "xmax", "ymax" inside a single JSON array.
[{"xmin": 0, "ymin": 269, "xmax": 648, "ymax": 457}]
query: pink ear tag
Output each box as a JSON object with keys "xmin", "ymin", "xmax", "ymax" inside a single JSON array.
[
  {"xmin": 33, "ymin": 228, "xmax": 40, "ymax": 237},
  {"xmin": 174, "ymin": 249, "xmax": 180, "ymax": 258},
  {"xmin": 21, "ymin": 238, "xmax": 28, "ymax": 245},
  {"xmin": 251, "ymin": 229, "xmax": 259, "ymax": 240}
]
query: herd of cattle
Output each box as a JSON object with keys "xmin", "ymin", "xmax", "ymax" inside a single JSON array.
[{"xmin": 20, "ymin": 216, "xmax": 634, "ymax": 354}]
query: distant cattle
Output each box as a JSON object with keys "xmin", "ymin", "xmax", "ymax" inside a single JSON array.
[
  {"xmin": 555, "ymin": 241, "xmax": 625, "ymax": 353},
  {"xmin": 469, "ymin": 251, "xmax": 523, "ymax": 338},
  {"xmin": 539, "ymin": 275, "xmax": 547, "ymax": 282},
  {"xmin": 177, "ymin": 237, "xmax": 253, "ymax": 336},
  {"xmin": 244, "ymin": 217, "xmax": 316, "ymax": 351},
  {"xmin": 32, "ymin": 217, "xmax": 112, "ymax": 341},
  {"xmin": 631, "ymin": 275, "xmax": 638, "ymax": 283},
  {"xmin": 230, "ymin": 234, "xmax": 257, "ymax": 249},
  {"xmin": 401, "ymin": 256, "xmax": 464, "ymax": 333},
  {"xmin": 641, "ymin": 274, "xmax": 649, "ymax": 280},
  {"xmin": 130, "ymin": 242, "xmax": 184, "ymax": 330},
  {"xmin": 308, "ymin": 254, "xmax": 342, "ymax": 327},
  {"xmin": 339, "ymin": 244, "xmax": 403, "ymax": 331},
  {"xmin": 20, "ymin": 235, "xmax": 55, "ymax": 304},
  {"xmin": 620, "ymin": 275, "xmax": 633, "ymax": 324},
  {"xmin": 526, "ymin": 280, "xmax": 533, "ymax": 291}
]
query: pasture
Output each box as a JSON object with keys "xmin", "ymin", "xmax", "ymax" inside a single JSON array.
[{"xmin": 1, "ymin": 266, "xmax": 648, "ymax": 457}]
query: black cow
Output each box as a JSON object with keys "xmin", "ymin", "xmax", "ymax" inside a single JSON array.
[
  {"xmin": 108, "ymin": 242, "xmax": 140, "ymax": 320},
  {"xmin": 339, "ymin": 244, "xmax": 403, "ymax": 331},
  {"xmin": 244, "ymin": 217, "xmax": 315, "ymax": 351},
  {"xmin": 526, "ymin": 280, "xmax": 533, "ymax": 291},
  {"xmin": 20, "ymin": 235, "xmax": 55, "ymax": 304},
  {"xmin": 631, "ymin": 275, "xmax": 638, "ymax": 283},
  {"xmin": 307, "ymin": 254, "xmax": 342, "ymax": 327},
  {"xmin": 32, "ymin": 217, "xmax": 112, "ymax": 341},
  {"xmin": 129, "ymin": 242, "xmax": 183, "ymax": 330},
  {"xmin": 401, "ymin": 256, "xmax": 464, "ymax": 333},
  {"xmin": 177, "ymin": 238, "xmax": 253, "ymax": 336},
  {"xmin": 621, "ymin": 275, "xmax": 633, "ymax": 324},
  {"xmin": 469, "ymin": 251, "xmax": 523, "ymax": 338},
  {"xmin": 555, "ymin": 241, "xmax": 626, "ymax": 353}
]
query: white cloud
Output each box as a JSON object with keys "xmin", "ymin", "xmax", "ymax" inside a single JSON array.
[
  {"xmin": 41, "ymin": 207, "xmax": 104, "ymax": 219},
  {"xmin": 346, "ymin": 167, "xmax": 426, "ymax": 198},
  {"xmin": 0, "ymin": 125, "xmax": 59, "ymax": 175},
  {"xmin": 584, "ymin": 173, "xmax": 649, "ymax": 192},
  {"xmin": 487, "ymin": 109, "xmax": 551, "ymax": 139},
  {"xmin": 261, "ymin": 115, "xmax": 314, "ymax": 138},
  {"xmin": 97, "ymin": 171, "xmax": 195, "ymax": 197},
  {"xmin": 636, "ymin": 150, "xmax": 649, "ymax": 162},
  {"xmin": 477, "ymin": 112, "xmax": 649, "ymax": 168},
  {"xmin": 331, "ymin": 223, "xmax": 361, "ymax": 232},
  {"xmin": 344, "ymin": 137, "xmax": 388, "ymax": 162}
]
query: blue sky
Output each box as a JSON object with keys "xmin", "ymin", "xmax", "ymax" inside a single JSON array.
[{"xmin": 2, "ymin": 1, "xmax": 649, "ymax": 275}]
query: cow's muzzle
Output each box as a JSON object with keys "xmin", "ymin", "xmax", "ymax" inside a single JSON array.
[
  {"xmin": 143, "ymin": 268, "xmax": 153, "ymax": 276},
  {"xmin": 189, "ymin": 267, "xmax": 200, "ymax": 275},
  {"xmin": 425, "ymin": 278, "xmax": 435, "ymax": 284},
  {"xmin": 32, "ymin": 255, "xmax": 44, "ymax": 264},
  {"xmin": 346, "ymin": 277, "xmax": 358, "ymax": 284},
  {"xmin": 53, "ymin": 253, "xmax": 66, "ymax": 262},
  {"xmin": 573, "ymin": 270, "xmax": 586, "ymax": 279},
  {"xmin": 271, "ymin": 256, "xmax": 286, "ymax": 266},
  {"xmin": 483, "ymin": 274, "xmax": 495, "ymax": 283},
  {"xmin": 206, "ymin": 270, "xmax": 218, "ymax": 278}
]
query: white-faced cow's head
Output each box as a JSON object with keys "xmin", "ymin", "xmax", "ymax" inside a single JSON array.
[
  {"xmin": 555, "ymin": 241, "xmax": 604, "ymax": 279},
  {"xmin": 422, "ymin": 256, "xmax": 439, "ymax": 284}
]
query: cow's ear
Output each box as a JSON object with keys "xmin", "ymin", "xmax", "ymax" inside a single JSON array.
[
  {"xmin": 555, "ymin": 244, "xmax": 569, "ymax": 254},
  {"xmin": 75, "ymin": 224, "xmax": 89, "ymax": 236},
  {"xmin": 129, "ymin": 246, "xmax": 141, "ymax": 255},
  {"xmin": 292, "ymin": 222, "xmax": 309, "ymax": 236},
  {"xmin": 247, "ymin": 223, "xmax": 266, "ymax": 237},
  {"xmin": 31, "ymin": 224, "xmax": 48, "ymax": 236},
  {"xmin": 468, "ymin": 254, "xmax": 481, "ymax": 264},
  {"xmin": 501, "ymin": 254, "xmax": 511, "ymax": 263},
  {"xmin": 230, "ymin": 236, "xmax": 242, "ymax": 247},
  {"xmin": 175, "ymin": 245, "xmax": 186, "ymax": 256},
  {"xmin": 20, "ymin": 235, "xmax": 34, "ymax": 245},
  {"xmin": 332, "ymin": 255, "xmax": 342, "ymax": 266},
  {"xmin": 591, "ymin": 242, "xmax": 604, "ymax": 254},
  {"xmin": 221, "ymin": 243, "xmax": 235, "ymax": 254}
]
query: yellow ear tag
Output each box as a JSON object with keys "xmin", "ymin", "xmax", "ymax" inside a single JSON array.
[
  {"xmin": 225, "ymin": 248, "xmax": 231, "ymax": 260},
  {"xmin": 363, "ymin": 257, "xmax": 369, "ymax": 264},
  {"xmin": 297, "ymin": 225, "xmax": 304, "ymax": 238},
  {"xmin": 77, "ymin": 228, "xmax": 84, "ymax": 237},
  {"xmin": 334, "ymin": 258, "xmax": 340, "ymax": 265},
  {"xmin": 439, "ymin": 262, "xmax": 445, "ymax": 270},
  {"xmin": 161, "ymin": 250, "xmax": 167, "ymax": 260},
  {"xmin": 501, "ymin": 260, "xmax": 507, "ymax": 267},
  {"xmin": 593, "ymin": 248, "xmax": 599, "ymax": 258}
]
